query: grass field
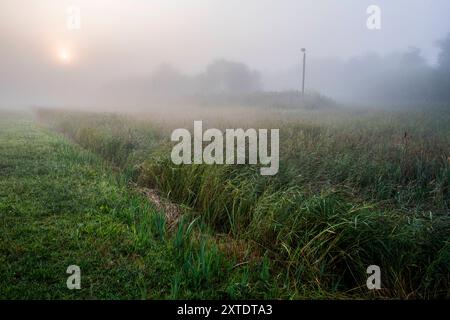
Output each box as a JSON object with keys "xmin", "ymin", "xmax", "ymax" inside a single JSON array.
[
  {"xmin": 1, "ymin": 106, "xmax": 449, "ymax": 299},
  {"xmin": 0, "ymin": 111, "xmax": 277, "ymax": 299}
]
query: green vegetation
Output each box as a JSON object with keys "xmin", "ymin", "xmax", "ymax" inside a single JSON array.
[
  {"xmin": 0, "ymin": 111, "xmax": 273, "ymax": 299},
  {"xmin": 2, "ymin": 106, "xmax": 449, "ymax": 299}
]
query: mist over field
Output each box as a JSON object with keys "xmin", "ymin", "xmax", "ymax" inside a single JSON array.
[
  {"xmin": 1, "ymin": 0, "xmax": 450, "ymax": 109},
  {"xmin": 1, "ymin": 1, "xmax": 450, "ymax": 301}
]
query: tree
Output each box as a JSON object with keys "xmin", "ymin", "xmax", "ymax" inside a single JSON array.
[
  {"xmin": 435, "ymin": 32, "xmax": 450, "ymax": 101},
  {"xmin": 198, "ymin": 60, "xmax": 261, "ymax": 94},
  {"xmin": 149, "ymin": 64, "xmax": 190, "ymax": 96}
]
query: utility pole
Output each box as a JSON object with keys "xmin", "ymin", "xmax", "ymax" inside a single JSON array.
[{"xmin": 301, "ymin": 48, "xmax": 306, "ymax": 96}]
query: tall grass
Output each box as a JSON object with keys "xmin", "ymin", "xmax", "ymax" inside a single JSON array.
[{"xmin": 36, "ymin": 106, "xmax": 450, "ymax": 298}]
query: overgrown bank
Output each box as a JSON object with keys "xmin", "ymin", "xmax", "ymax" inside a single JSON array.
[
  {"xmin": 35, "ymin": 107, "xmax": 450, "ymax": 298},
  {"xmin": 0, "ymin": 112, "xmax": 274, "ymax": 299}
]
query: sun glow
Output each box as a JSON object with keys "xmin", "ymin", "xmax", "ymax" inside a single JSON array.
[{"xmin": 57, "ymin": 47, "xmax": 73, "ymax": 64}]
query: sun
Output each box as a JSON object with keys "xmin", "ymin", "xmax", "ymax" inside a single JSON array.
[{"xmin": 57, "ymin": 47, "xmax": 73, "ymax": 64}]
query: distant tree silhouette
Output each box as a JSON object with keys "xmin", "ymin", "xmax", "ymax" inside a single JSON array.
[
  {"xmin": 198, "ymin": 60, "xmax": 261, "ymax": 94},
  {"xmin": 149, "ymin": 64, "xmax": 190, "ymax": 96},
  {"xmin": 434, "ymin": 32, "xmax": 450, "ymax": 101}
]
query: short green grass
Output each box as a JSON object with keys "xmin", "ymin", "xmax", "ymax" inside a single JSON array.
[{"xmin": 0, "ymin": 112, "xmax": 273, "ymax": 299}]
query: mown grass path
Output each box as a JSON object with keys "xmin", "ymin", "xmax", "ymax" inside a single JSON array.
[{"xmin": 0, "ymin": 113, "xmax": 180, "ymax": 299}]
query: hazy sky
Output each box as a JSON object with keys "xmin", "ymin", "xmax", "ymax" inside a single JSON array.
[{"xmin": 1, "ymin": 0, "xmax": 450, "ymax": 105}]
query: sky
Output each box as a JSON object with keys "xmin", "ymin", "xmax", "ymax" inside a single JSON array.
[{"xmin": 1, "ymin": 0, "xmax": 450, "ymax": 106}]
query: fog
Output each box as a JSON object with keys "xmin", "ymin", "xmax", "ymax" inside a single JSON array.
[{"xmin": 1, "ymin": 0, "xmax": 450, "ymax": 108}]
